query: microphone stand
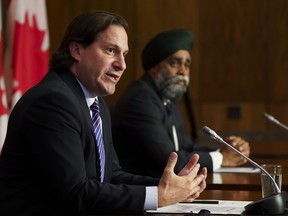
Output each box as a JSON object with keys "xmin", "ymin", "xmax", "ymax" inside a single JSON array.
[{"xmin": 202, "ymin": 126, "xmax": 287, "ymax": 215}]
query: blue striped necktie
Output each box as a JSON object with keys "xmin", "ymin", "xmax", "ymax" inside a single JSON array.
[{"xmin": 90, "ymin": 99, "xmax": 105, "ymax": 182}]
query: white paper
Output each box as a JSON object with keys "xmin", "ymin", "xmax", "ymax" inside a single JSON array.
[
  {"xmin": 214, "ymin": 167, "xmax": 260, "ymax": 173},
  {"xmin": 147, "ymin": 200, "xmax": 252, "ymax": 214}
]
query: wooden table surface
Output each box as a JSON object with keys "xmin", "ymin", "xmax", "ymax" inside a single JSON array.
[{"xmin": 206, "ymin": 166, "xmax": 288, "ymax": 191}]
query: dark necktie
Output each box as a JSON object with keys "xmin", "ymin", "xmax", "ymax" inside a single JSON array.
[{"xmin": 90, "ymin": 99, "xmax": 105, "ymax": 182}]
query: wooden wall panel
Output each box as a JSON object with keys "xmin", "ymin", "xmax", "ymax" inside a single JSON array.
[
  {"xmin": 44, "ymin": 0, "xmax": 288, "ymax": 134},
  {"xmin": 46, "ymin": 0, "xmax": 71, "ymax": 55},
  {"xmin": 199, "ymin": 0, "xmax": 269, "ymax": 102},
  {"xmin": 200, "ymin": 102, "xmax": 266, "ymax": 132},
  {"xmin": 268, "ymin": 0, "xmax": 288, "ymax": 101}
]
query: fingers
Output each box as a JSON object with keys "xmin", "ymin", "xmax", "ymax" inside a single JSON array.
[
  {"xmin": 226, "ymin": 136, "xmax": 243, "ymax": 147},
  {"xmin": 221, "ymin": 142, "xmax": 249, "ymax": 166},
  {"xmin": 241, "ymin": 141, "xmax": 250, "ymax": 157},
  {"xmin": 164, "ymin": 152, "xmax": 178, "ymax": 173},
  {"xmin": 197, "ymin": 168, "xmax": 207, "ymax": 193},
  {"xmin": 225, "ymin": 136, "xmax": 250, "ymax": 157},
  {"xmin": 191, "ymin": 167, "xmax": 205, "ymax": 185},
  {"xmin": 176, "ymin": 154, "xmax": 207, "ymax": 192},
  {"xmin": 188, "ymin": 170, "xmax": 206, "ymax": 196},
  {"xmin": 199, "ymin": 167, "xmax": 208, "ymax": 178},
  {"xmin": 178, "ymin": 154, "xmax": 206, "ymax": 191},
  {"xmin": 178, "ymin": 154, "xmax": 199, "ymax": 176},
  {"xmin": 165, "ymin": 152, "xmax": 201, "ymax": 179},
  {"xmin": 185, "ymin": 191, "xmax": 201, "ymax": 202},
  {"xmin": 179, "ymin": 162, "xmax": 204, "ymax": 192}
]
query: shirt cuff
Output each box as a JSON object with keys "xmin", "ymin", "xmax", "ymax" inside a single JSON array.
[
  {"xmin": 209, "ymin": 149, "xmax": 223, "ymax": 171},
  {"xmin": 144, "ymin": 186, "xmax": 158, "ymax": 210}
]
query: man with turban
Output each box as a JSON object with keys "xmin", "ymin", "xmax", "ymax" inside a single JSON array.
[{"xmin": 111, "ymin": 29, "xmax": 250, "ymax": 177}]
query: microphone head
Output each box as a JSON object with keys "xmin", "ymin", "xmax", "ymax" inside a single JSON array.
[
  {"xmin": 202, "ymin": 126, "xmax": 214, "ymax": 136},
  {"xmin": 202, "ymin": 126, "xmax": 223, "ymax": 141},
  {"xmin": 203, "ymin": 126, "xmax": 215, "ymax": 136},
  {"xmin": 264, "ymin": 113, "xmax": 279, "ymax": 124}
]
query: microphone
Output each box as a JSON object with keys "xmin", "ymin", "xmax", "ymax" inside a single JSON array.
[
  {"xmin": 264, "ymin": 113, "xmax": 288, "ymax": 131},
  {"xmin": 202, "ymin": 126, "xmax": 280, "ymax": 192},
  {"xmin": 202, "ymin": 126, "xmax": 287, "ymax": 215}
]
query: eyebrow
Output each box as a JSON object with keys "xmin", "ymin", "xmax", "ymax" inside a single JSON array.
[
  {"xmin": 169, "ymin": 56, "xmax": 192, "ymax": 64},
  {"xmin": 103, "ymin": 42, "xmax": 129, "ymax": 55}
]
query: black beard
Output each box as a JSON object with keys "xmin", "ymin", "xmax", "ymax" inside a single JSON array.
[{"xmin": 159, "ymin": 75, "xmax": 189, "ymax": 101}]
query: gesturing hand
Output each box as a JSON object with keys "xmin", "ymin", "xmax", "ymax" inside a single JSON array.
[{"xmin": 157, "ymin": 152, "xmax": 207, "ymax": 207}]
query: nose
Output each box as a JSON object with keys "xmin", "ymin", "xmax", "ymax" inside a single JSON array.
[
  {"xmin": 113, "ymin": 55, "xmax": 126, "ymax": 71},
  {"xmin": 178, "ymin": 63, "xmax": 189, "ymax": 75}
]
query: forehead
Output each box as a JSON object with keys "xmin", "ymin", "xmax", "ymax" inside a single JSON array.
[
  {"xmin": 97, "ymin": 25, "xmax": 129, "ymax": 51},
  {"xmin": 169, "ymin": 50, "xmax": 191, "ymax": 60}
]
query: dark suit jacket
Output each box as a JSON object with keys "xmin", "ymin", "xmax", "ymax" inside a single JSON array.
[
  {"xmin": 112, "ymin": 73, "xmax": 215, "ymax": 178},
  {"xmin": 0, "ymin": 70, "xmax": 159, "ymax": 216}
]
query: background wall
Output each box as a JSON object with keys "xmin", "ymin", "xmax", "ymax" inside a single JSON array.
[{"xmin": 46, "ymin": 0, "xmax": 288, "ymax": 147}]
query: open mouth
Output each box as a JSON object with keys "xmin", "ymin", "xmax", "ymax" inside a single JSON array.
[
  {"xmin": 106, "ymin": 73, "xmax": 120, "ymax": 83},
  {"xmin": 177, "ymin": 79, "xmax": 186, "ymax": 85}
]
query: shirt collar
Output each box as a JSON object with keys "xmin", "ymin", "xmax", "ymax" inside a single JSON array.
[{"xmin": 76, "ymin": 79, "xmax": 97, "ymax": 108}]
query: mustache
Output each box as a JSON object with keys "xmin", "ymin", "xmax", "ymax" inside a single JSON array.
[
  {"xmin": 169, "ymin": 75, "xmax": 190, "ymax": 86},
  {"xmin": 159, "ymin": 75, "xmax": 190, "ymax": 100}
]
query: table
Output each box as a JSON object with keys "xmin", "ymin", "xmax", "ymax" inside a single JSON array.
[
  {"xmin": 206, "ymin": 168, "xmax": 288, "ymax": 191},
  {"xmin": 83, "ymin": 190, "xmax": 287, "ymax": 216},
  {"xmin": 199, "ymin": 189, "xmax": 261, "ymax": 201},
  {"xmin": 83, "ymin": 168, "xmax": 288, "ymax": 215}
]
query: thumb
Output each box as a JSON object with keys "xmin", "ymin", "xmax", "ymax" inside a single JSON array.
[{"xmin": 164, "ymin": 152, "xmax": 178, "ymax": 173}]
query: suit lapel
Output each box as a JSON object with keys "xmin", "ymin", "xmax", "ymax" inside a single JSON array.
[
  {"xmin": 57, "ymin": 70, "xmax": 94, "ymax": 129},
  {"xmin": 57, "ymin": 70, "xmax": 109, "ymax": 180}
]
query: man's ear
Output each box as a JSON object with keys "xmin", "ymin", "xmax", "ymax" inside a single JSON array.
[
  {"xmin": 69, "ymin": 42, "xmax": 81, "ymax": 61},
  {"xmin": 147, "ymin": 65, "xmax": 159, "ymax": 78}
]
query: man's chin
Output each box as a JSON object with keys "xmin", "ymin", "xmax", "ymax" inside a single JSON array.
[{"xmin": 99, "ymin": 86, "xmax": 116, "ymax": 97}]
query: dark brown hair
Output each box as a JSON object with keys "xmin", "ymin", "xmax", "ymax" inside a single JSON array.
[{"xmin": 49, "ymin": 11, "xmax": 129, "ymax": 71}]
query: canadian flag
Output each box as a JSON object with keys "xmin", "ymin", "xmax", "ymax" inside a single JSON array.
[
  {"xmin": 4, "ymin": 0, "xmax": 49, "ymax": 108},
  {"xmin": 0, "ymin": 1, "xmax": 9, "ymax": 153}
]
